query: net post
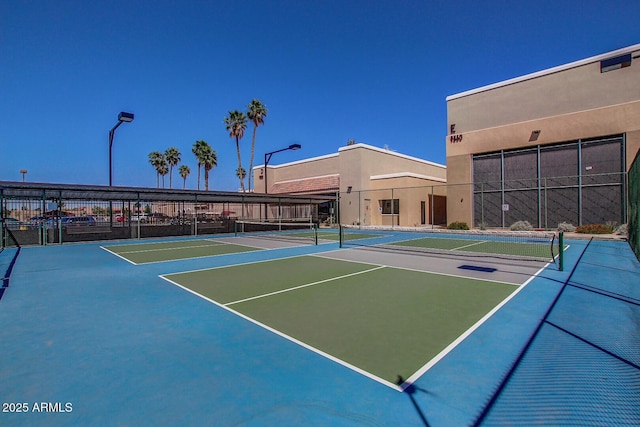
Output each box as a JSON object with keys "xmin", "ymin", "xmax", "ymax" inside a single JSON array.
[
  {"xmin": 313, "ymin": 223, "xmax": 318, "ymax": 246},
  {"xmin": 339, "ymin": 224, "xmax": 343, "ymax": 248},
  {"xmin": 234, "ymin": 220, "xmax": 238, "ymax": 237},
  {"xmin": 558, "ymin": 231, "xmax": 564, "ymax": 271}
]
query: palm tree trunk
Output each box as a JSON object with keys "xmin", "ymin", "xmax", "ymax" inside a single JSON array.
[
  {"xmin": 235, "ymin": 137, "xmax": 245, "ymax": 192},
  {"xmin": 249, "ymin": 125, "xmax": 257, "ymax": 191},
  {"xmin": 197, "ymin": 165, "xmax": 201, "ymax": 190}
]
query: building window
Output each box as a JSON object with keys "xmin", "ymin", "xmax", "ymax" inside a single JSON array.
[
  {"xmin": 380, "ymin": 199, "xmax": 399, "ymax": 214},
  {"xmin": 600, "ymin": 53, "xmax": 632, "ymax": 73}
]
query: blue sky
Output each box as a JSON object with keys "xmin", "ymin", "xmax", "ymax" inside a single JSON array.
[{"xmin": 1, "ymin": 1, "xmax": 638, "ymax": 191}]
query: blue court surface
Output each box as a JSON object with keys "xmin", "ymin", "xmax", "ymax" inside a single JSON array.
[{"xmin": 0, "ymin": 235, "xmax": 638, "ymax": 426}]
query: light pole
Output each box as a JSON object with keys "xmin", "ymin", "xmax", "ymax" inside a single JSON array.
[
  {"xmin": 108, "ymin": 112, "xmax": 134, "ymax": 228},
  {"xmin": 109, "ymin": 112, "xmax": 134, "ymax": 186},
  {"xmin": 263, "ymin": 143, "xmax": 301, "ymax": 195},
  {"xmin": 19, "ymin": 169, "xmax": 27, "ymax": 182}
]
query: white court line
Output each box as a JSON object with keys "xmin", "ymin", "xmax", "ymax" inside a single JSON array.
[
  {"xmin": 163, "ymin": 253, "xmax": 309, "ymax": 276},
  {"xmin": 207, "ymin": 237, "xmax": 276, "ymax": 250},
  {"xmin": 401, "ymin": 260, "xmax": 552, "ymax": 387},
  {"xmin": 311, "ymin": 252, "xmax": 522, "ymax": 286},
  {"xmin": 158, "ymin": 273, "xmax": 402, "ymax": 391},
  {"xmin": 116, "ymin": 242, "xmax": 226, "ymax": 254},
  {"xmin": 225, "ymin": 266, "xmax": 386, "ymax": 306},
  {"xmin": 102, "ymin": 238, "xmax": 265, "ymax": 265},
  {"xmin": 161, "ymin": 253, "xmax": 553, "ymax": 392},
  {"xmin": 451, "ymin": 240, "xmax": 488, "ymax": 250},
  {"xmin": 100, "ymin": 246, "xmax": 139, "ymax": 265}
]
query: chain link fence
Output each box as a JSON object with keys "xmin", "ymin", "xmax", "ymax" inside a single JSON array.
[
  {"xmin": 473, "ymin": 172, "xmax": 626, "ymax": 229},
  {"xmin": 1, "ymin": 182, "xmax": 333, "ymax": 247},
  {"xmin": 337, "ymin": 172, "xmax": 626, "ymax": 232},
  {"xmin": 629, "ymin": 150, "xmax": 640, "ymax": 260}
]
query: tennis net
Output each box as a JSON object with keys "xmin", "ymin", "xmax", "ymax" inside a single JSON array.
[
  {"xmin": 234, "ymin": 220, "xmax": 318, "ymax": 245},
  {"xmin": 339, "ymin": 225, "xmax": 559, "ymax": 263}
]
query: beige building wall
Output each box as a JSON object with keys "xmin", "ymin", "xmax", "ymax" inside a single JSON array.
[
  {"xmin": 342, "ymin": 175, "xmax": 447, "ymax": 227},
  {"xmin": 338, "ymin": 144, "xmax": 446, "ymax": 226},
  {"xmin": 254, "ymin": 143, "xmax": 447, "ymax": 226},
  {"xmin": 371, "ymin": 176, "xmax": 447, "ymax": 227},
  {"xmin": 446, "ymin": 44, "xmax": 640, "ymax": 227},
  {"xmin": 442, "ymin": 155, "xmax": 473, "ymax": 225},
  {"xmin": 255, "ymin": 153, "xmax": 339, "ymax": 194}
]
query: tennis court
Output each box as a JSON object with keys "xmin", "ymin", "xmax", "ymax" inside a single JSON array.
[
  {"xmin": 161, "ymin": 253, "xmax": 534, "ymax": 387},
  {"xmin": 99, "ymin": 228, "xmax": 552, "ymax": 388},
  {"xmin": 340, "ymin": 226, "xmax": 560, "ymax": 263},
  {"xmin": 102, "ymin": 228, "xmax": 391, "ymax": 265},
  {"xmin": 235, "ymin": 222, "xmax": 388, "ymax": 245},
  {"xmin": 102, "ymin": 239, "xmax": 261, "ymax": 264},
  {"xmin": 1, "ymin": 226, "xmax": 638, "ymax": 426}
]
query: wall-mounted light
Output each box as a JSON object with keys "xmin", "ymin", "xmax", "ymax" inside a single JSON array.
[{"xmin": 529, "ymin": 130, "xmax": 541, "ymax": 142}]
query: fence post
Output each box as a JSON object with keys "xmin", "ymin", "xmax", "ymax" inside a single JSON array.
[
  {"xmin": 0, "ymin": 188, "xmax": 4, "ymax": 248},
  {"xmin": 57, "ymin": 191, "xmax": 62, "ymax": 245},
  {"xmin": 559, "ymin": 231, "xmax": 564, "ymax": 271},
  {"xmin": 42, "ymin": 190, "xmax": 48, "ymax": 245}
]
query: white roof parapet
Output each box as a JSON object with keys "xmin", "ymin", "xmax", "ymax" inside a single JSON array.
[
  {"xmin": 446, "ymin": 43, "xmax": 640, "ymax": 101},
  {"xmin": 370, "ymin": 172, "xmax": 446, "ymax": 183},
  {"xmin": 254, "ymin": 143, "xmax": 446, "ymax": 169},
  {"xmin": 338, "ymin": 143, "xmax": 446, "ymax": 168},
  {"xmin": 254, "ymin": 152, "xmax": 339, "ymax": 170}
]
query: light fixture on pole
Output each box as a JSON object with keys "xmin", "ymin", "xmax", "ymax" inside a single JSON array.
[
  {"xmin": 263, "ymin": 143, "xmax": 301, "ymax": 195},
  {"xmin": 108, "ymin": 112, "xmax": 134, "ymax": 228},
  {"xmin": 109, "ymin": 112, "xmax": 135, "ymax": 186},
  {"xmin": 20, "ymin": 169, "xmax": 28, "ymax": 182}
]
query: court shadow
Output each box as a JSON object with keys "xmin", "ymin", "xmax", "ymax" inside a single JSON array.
[{"xmin": 397, "ymin": 375, "xmax": 432, "ymax": 427}]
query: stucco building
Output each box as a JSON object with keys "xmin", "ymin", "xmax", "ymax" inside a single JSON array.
[
  {"xmin": 253, "ymin": 44, "xmax": 639, "ymax": 230},
  {"xmin": 253, "ymin": 143, "xmax": 447, "ymax": 227},
  {"xmin": 446, "ymin": 44, "xmax": 640, "ymax": 229}
]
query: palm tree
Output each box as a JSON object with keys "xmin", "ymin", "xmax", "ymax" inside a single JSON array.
[
  {"xmin": 201, "ymin": 144, "xmax": 218, "ymax": 191},
  {"xmin": 179, "ymin": 165, "xmax": 190, "ymax": 189},
  {"xmin": 192, "ymin": 140, "xmax": 208, "ymax": 190},
  {"xmin": 148, "ymin": 151, "xmax": 165, "ymax": 188},
  {"xmin": 247, "ymin": 99, "xmax": 267, "ymax": 191},
  {"xmin": 165, "ymin": 147, "xmax": 181, "ymax": 189},
  {"xmin": 224, "ymin": 110, "xmax": 247, "ymax": 192},
  {"xmin": 158, "ymin": 161, "xmax": 169, "ymax": 188},
  {"xmin": 236, "ymin": 167, "xmax": 246, "ymax": 184}
]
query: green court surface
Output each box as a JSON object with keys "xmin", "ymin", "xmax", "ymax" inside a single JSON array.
[
  {"xmin": 103, "ymin": 239, "xmax": 261, "ymax": 264},
  {"xmin": 389, "ymin": 236, "xmax": 557, "ymax": 260},
  {"xmin": 163, "ymin": 255, "xmax": 517, "ymax": 384}
]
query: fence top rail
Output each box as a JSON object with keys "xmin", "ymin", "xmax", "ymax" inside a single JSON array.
[{"xmin": 0, "ymin": 181, "xmax": 335, "ymax": 204}]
